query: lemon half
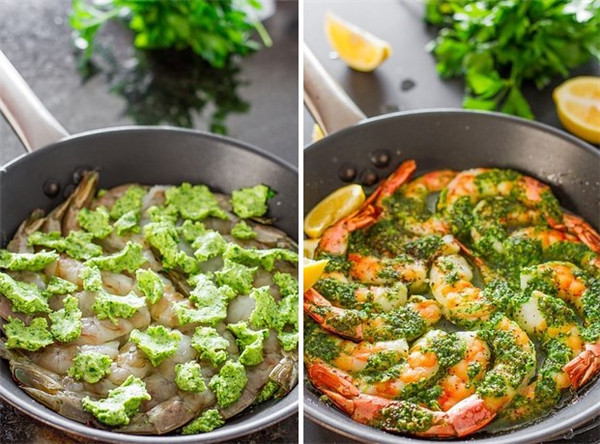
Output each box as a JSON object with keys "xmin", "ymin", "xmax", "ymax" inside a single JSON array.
[{"xmin": 553, "ymin": 76, "xmax": 600, "ymax": 144}]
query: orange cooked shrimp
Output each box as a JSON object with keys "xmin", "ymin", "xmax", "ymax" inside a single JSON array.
[
  {"xmin": 392, "ymin": 169, "xmax": 457, "ymax": 237},
  {"xmin": 438, "ymin": 168, "xmax": 564, "ymax": 228},
  {"xmin": 317, "ymin": 160, "xmax": 417, "ymax": 256},
  {"xmin": 305, "ymin": 159, "xmax": 599, "ymax": 438},
  {"xmin": 428, "ymin": 252, "xmax": 537, "ymax": 435},
  {"xmin": 304, "ymin": 288, "xmax": 441, "ymax": 342},
  {"xmin": 519, "ymin": 262, "xmax": 600, "ymax": 390},
  {"xmin": 510, "ymin": 227, "xmax": 600, "ymax": 271}
]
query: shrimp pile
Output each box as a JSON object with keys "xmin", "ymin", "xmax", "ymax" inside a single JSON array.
[
  {"xmin": 0, "ymin": 172, "xmax": 298, "ymax": 435},
  {"xmin": 304, "ymin": 160, "xmax": 600, "ymax": 437}
]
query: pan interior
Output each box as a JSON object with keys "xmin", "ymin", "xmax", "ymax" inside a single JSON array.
[
  {"xmin": 0, "ymin": 127, "xmax": 298, "ymax": 443},
  {"xmin": 304, "ymin": 110, "xmax": 600, "ymax": 443}
]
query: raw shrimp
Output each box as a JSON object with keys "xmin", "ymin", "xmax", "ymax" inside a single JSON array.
[{"xmin": 1, "ymin": 171, "xmax": 298, "ymax": 436}]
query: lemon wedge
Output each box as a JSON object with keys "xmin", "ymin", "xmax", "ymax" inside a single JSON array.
[
  {"xmin": 325, "ymin": 12, "xmax": 392, "ymax": 72},
  {"xmin": 304, "ymin": 258, "xmax": 329, "ymax": 292},
  {"xmin": 553, "ymin": 76, "xmax": 600, "ymax": 144},
  {"xmin": 303, "ymin": 238, "xmax": 321, "ymax": 259},
  {"xmin": 304, "ymin": 184, "xmax": 365, "ymax": 239},
  {"xmin": 312, "ymin": 124, "xmax": 324, "ymax": 142}
]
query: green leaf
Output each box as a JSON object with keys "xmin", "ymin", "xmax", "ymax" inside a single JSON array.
[
  {"xmin": 69, "ymin": 0, "xmax": 268, "ymax": 69},
  {"xmin": 424, "ymin": 0, "xmax": 600, "ymax": 118},
  {"xmin": 466, "ymin": 71, "xmax": 505, "ymax": 96},
  {"xmin": 462, "ymin": 97, "xmax": 497, "ymax": 111},
  {"xmin": 501, "ymin": 87, "xmax": 534, "ymax": 119}
]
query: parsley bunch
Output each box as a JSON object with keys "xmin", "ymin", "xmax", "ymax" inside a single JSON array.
[
  {"xmin": 70, "ymin": 0, "xmax": 270, "ymax": 69},
  {"xmin": 425, "ymin": 0, "xmax": 600, "ymax": 118}
]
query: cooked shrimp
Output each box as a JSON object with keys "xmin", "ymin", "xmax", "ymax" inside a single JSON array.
[
  {"xmin": 304, "ymin": 288, "xmax": 441, "ymax": 342},
  {"xmin": 510, "ymin": 227, "xmax": 599, "ymax": 272},
  {"xmin": 305, "ymin": 321, "xmax": 408, "ymax": 373},
  {"xmin": 317, "ymin": 160, "xmax": 417, "ymax": 256},
  {"xmin": 519, "ymin": 262, "xmax": 600, "ymax": 389},
  {"xmin": 308, "ymin": 330, "xmax": 490, "ymax": 412},
  {"xmin": 347, "ymin": 253, "xmax": 428, "ymax": 293},
  {"xmin": 562, "ymin": 214, "xmax": 600, "ymax": 254},
  {"xmin": 428, "ymin": 253, "xmax": 537, "ymax": 434},
  {"xmin": 390, "ymin": 170, "xmax": 456, "ymax": 237},
  {"xmin": 438, "ymin": 168, "xmax": 562, "ymax": 226},
  {"xmin": 430, "ymin": 254, "xmax": 496, "ymax": 327},
  {"xmin": 308, "ymin": 370, "xmax": 455, "ymax": 437}
]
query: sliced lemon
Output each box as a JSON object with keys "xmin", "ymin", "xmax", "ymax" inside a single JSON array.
[
  {"xmin": 312, "ymin": 124, "xmax": 324, "ymax": 142},
  {"xmin": 304, "ymin": 258, "xmax": 329, "ymax": 292},
  {"xmin": 303, "ymin": 238, "xmax": 321, "ymax": 259},
  {"xmin": 553, "ymin": 76, "xmax": 600, "ymax": 144},
  {"xmin": 304, "ymin": 184, "xmax": 365, "ymax": 239},
  {"xmin": 325, "ymin": 12, "xmax": 392, "ymax": 72}
]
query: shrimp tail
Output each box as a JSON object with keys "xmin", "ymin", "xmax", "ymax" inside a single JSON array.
[
  {"xmin": 62, "ymin": 171, "xmax": 99, "ymax": 235},
  {"xmin": 119, "ymin": 395, "xmax": 192, "ymax": 434},
  {"xmin": 446, "ymin": 394, "xmax": 496, "ymax": 437},
  {"xmin": 563, "ymin": 342, "xmax": 600, "ymax": 389},
  {"xmin": 321, "ymin": 387, "xmax": 456, "ymax": 437},
  {"xmin": 307, "ymin": 360, "xmax": 360, "ymax": 397},
  {"xmin": 562, "ymin": 214, "xmax": 600, "ymax": 254},
  {"xmin": 303, "ymin": 288, "xmax": 331, "ymax": 324},
  {"xmin": 303, "ymin": 288, "xmax": 363, "ymax": 341},
  {"xmin": 453, "ymin": 239, "xmax": 497, "ymax": 283},
  {"xmin": 23, "ymin": 387, "xmax": 94, "ymax": 424},
  {"xmin": 270, "ymin": 354, "xmax": 299, "ymax": 395},
  {"xmin": 6, "ymin": 209, "xmax": 45, "ymax": 252},
  {"xmin": 309, "ymin": 360, "xmax": 457, "ymax": 437},
  {"xmin": 9, "ymin": 355, "xmax": 64, "ymax": 393},
  {"xmin": 318, "ymin": 160, "xmax": 417, "ymax": 256},
  {"xmin": 372, "ymin": 159, "xmax": 417, "ymax": 206}
]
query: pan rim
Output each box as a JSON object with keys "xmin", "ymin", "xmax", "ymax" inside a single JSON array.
[
  {"xmin": 0, "ymin": 385, "xmax": 298, "ymax": 444},
  {"xmin": 0, "ymin": 124, "xmax": 299, "ymax": 442},
  {"xmin": 304, "ymin": 108, "xmax": 599, "ymax": 158},
  {"xmin": 304, "ymin": 388, "xmax": 600, "ymax": 444},
  {"xmin": 303, "ymin": 108, "xmax": 600, "ymax": 442},
  {"xmin": 2, "ymin": 125, "xmax": 298, "ymax": 174}
]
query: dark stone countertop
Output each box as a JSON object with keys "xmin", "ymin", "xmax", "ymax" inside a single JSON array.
[
  {"xmin": 303, "ymin": 1, "xmax": 599, "ymax": 443},
  {"xmin": 0, "ymin": 0, "xmax": 297, "ymax": 443},
  {"xmin": 303, "ymin": 0, "xmax": 600, "ymax": 144}
]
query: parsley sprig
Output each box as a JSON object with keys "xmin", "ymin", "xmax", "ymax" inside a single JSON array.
[
  {"xmin": 425, "ymin": 0, "xmax": 600, "ymax": 118},
  {"xmin": 70, "ymin": 0, "xmax": 270, "ymax": 69}
]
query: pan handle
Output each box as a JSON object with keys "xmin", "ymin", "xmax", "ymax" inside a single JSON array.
[
  {"xmin": 0, "ymin": 50, "xmax": 69, "ymax": 152},
  {"xmin": 303, "ymin": 44, "xmax": 366, "ymax": 136}
]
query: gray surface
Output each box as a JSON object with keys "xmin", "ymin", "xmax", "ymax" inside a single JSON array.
[
  {"xmin": 303, "ymin": 1, "xmax": 600, "ymax": 442},
  {"xmin": 0, "ymin": 0, "xmax": 299, "ymax": 167},
  {"xmin": 0, "ymin": 1, "xmax": 298, "ymax": 443},
  {"xmin": 303, "ymin": 0, "xmax": 600, "ymax": 144}
]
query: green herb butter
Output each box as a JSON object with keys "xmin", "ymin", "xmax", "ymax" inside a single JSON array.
[{"xmin": 130, "ymin": 325, "xmax": 182, "ymax": 366}]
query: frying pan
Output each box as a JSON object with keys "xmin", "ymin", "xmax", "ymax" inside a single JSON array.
[
  {"xmin": 303, "ymin": 45, "xmax": 600, "ymax": 444},
  {"xmin": 0, "ymin": 51, "xmax": 298, "ymax": 443}
]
